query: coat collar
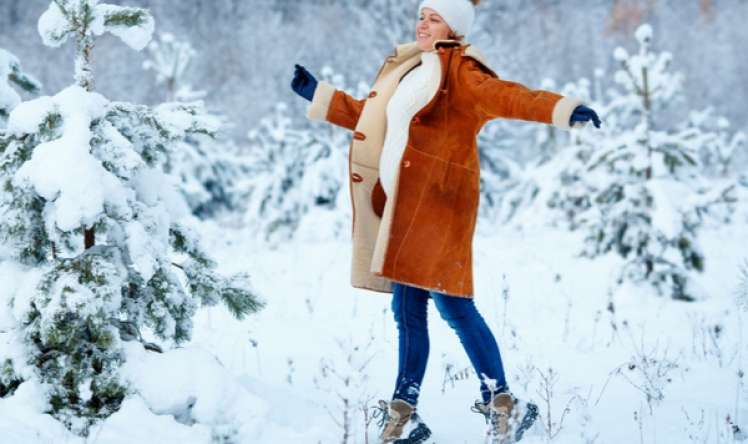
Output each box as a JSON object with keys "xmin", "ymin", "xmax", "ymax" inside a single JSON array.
[{"xmin": 389, "ymin": 40, "xmax": 497, "ymax": 78}]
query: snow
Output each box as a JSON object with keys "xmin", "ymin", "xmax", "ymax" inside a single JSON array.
[
  {"xmin": 36, "ymin": 1, "xmax": 71, "ymax": 48},
  {"xmin": 189, "ymin": 220, "xmax": 746, "ymax": 443},
  {"xmin": 647, "ymin": 178, "xmax": 687, "ymax": 238},
  {"xmin": 613, "ymin": 46, "xmax": 628, "ymax": 62},
  {"xmin": 89, "ymin": 396, "xmax": 212, "ymax": 444},
  {"xmin": 6, "ymin": 96, "xmax": 56, "ymax": 135},
  {"xmin": 38, "ymin": 1, "xmax": 154, "ymax": 51},
  {"xmin": 124, "ymin": 220, "xmax": 160, "ymax": 282},
  {"xmin": 92, "ymin": 4, "xmax": 155, "ymax": 51},
  {"xmin": 120, "ymin": 341, "xmax": 269, "ymax": 426},
  {"xmin": 132, "ymin": 167, "xmax": 191, "ymax": 220},
  {"xmin": 635, "ymin": 23, "xmax": 653, "ymax": 45},
  {"xmin": 12, "ymin": 85, "xmax": 132, "ymax": 231},
  {"xmin": 155, "ymin": 101, "xmax": 221, "ymax": 135},
  {"xmin": 0, "ymin": 262, "xmax": 46, "ymax": 334},
  {"xmin": 96, "ymin": 120, "xmax": 144, "ymax": 179},
  {"xmin": 0, "ymin": 381, "xmax": 73, "ymax": 443},
  {"xmin": 0, "ymin": 202, "xmax": 746, "ymax": 443}
]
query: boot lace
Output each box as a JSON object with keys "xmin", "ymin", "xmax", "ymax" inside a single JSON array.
[
  {"xmin": 372, "ymin": 399, "xmax": 391, "ymax": 429},
  {"xmin": 471, "ymin": 400, "xmax": 490, "ymax": 424}
]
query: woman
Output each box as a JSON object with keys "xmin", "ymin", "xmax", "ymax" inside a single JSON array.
[{"xmin": 291, "ymin": 0, "xmax": 601, "ymax": 442}]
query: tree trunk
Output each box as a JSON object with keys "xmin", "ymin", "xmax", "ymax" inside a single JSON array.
[
  {"xmin": 84, "ymin": 227, "xmax": 95, "ymax": 249},
  {"xmin": 76, "ymin": 12, "xmax": 96, "ymax": 250}
]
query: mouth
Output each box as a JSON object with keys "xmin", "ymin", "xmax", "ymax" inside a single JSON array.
[{"xmin": 417, "ymin": 32, "xmax": 430, "ymax": 39}]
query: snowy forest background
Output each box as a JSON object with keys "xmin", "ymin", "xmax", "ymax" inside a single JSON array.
[
  {"xmin": 2, "ymin": 0, "xmax": 748, "ymax": 443},
  {"xmin": 3, "ymin": 0, "xmax": 748, "ymax": 141}
]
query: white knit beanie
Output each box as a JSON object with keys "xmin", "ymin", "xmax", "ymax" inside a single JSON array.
[{"xmin": 418, "ymin": 0, "xmax": 476, "ymax": 38}]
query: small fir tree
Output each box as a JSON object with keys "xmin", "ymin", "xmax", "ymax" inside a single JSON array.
[
  {"xmin": 580, "ymin": 24, "xmax": 737, "ymax": 301},
  {"xmin": 0, "ymin": 0, "xmax": 262, "ymax": 434}
]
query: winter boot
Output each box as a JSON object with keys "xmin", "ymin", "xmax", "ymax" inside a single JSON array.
[
  {"xmin": 471, "ymin": 392, "xmax": 539, "ymax": 443},
  {"xmin": 374, "ymin": 399, "xmax": 432, "ymax": 444}
]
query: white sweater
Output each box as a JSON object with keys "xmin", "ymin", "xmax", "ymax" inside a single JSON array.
[{"xmin": 379, "ymin": 50, "xmax": 441, "ymax": 197}]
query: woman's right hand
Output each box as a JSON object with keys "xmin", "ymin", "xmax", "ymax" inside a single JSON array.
[{"xmin": 291, "ymin": 64, "xmax": 318, "ymax": 102}]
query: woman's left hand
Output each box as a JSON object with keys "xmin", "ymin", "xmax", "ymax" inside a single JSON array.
[
  {"xmin": 291, "ymin": 64, "xmax": 318, "ymax": 102},
  {"xmin": 570, "ymin": 105, "xmax": 602, "ymax": 128}
]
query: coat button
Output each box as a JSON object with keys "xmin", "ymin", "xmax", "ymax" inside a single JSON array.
[
  {"xmin": 368, "ymin": 91, "xmax": 378, "ymax": 98},
  {"xmin": 402, "ymin": 160, "xmax": 411, "ymax": 168},
  {"xmin": 351, "ymin": 172, "xmax": 363, "ymax": 183},
  {"xmin": 353, "ymin": 131, "xmax": 366, "ymax": 141}
]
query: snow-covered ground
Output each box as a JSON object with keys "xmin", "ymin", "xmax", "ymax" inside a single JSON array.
[{"xmin": 3, "ymin": 213, "xmax": 745, "ymax": 443}]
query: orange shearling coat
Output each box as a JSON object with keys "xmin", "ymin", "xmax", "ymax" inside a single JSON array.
[{"xmin": 306, "ymin": 39, "xmax": 585, "ymax": 298}]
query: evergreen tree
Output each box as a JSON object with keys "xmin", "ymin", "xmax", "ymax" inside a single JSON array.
[
  {"xmin": 0, "ymin": 48, "xmax": 42, "ymax": 127},
  {"xmin": 142, "ymin": 31, "xmax": 245, "ymax": 218},
  {"xmin": 0, "ymin": 0, "xmax": 262, "ymax": 434},
  {"xmin": 579, "ymin": 24, "xmax": 737, "ymax": 301}
]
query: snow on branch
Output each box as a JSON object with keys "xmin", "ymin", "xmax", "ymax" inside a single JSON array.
[{"xmin": 38, "ymin": 0, "xmax": 154, "ymax": 51}]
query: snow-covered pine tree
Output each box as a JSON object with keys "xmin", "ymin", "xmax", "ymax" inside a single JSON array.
[
  {"xmin": 240, "ymin": 65, "xmax": 357, "ymax": 245},
  {"xmin": 0, "ymin": 0, "xmax": 262, "ymax": 434},
  {"xmin": 0, "ymin": 48, "xmax": 42, "ymax": 127},
  {"xmin": 580, "ymin": 24, "xmax": 738, "ymax": 301},
  {"xmin": 143, "ymin": 31, "xmax": 245, "ymax": 218}
]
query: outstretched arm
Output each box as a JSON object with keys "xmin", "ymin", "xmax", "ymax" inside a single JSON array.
[
  {"xmin": 306, "ymin": 81, "xmax": 365, "ymax": 131},
  {"xmin": 461, "ymin": 58, "xmax": 586, "ymax": 130}
]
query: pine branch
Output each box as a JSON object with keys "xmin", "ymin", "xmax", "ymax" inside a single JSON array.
[
  {"xmin": 8, "ymin": 71, "xmax": 42, "ymax": 94},
  {"xmin": 219, "ymin": 277, "xmax": 264, "ymax": 320},
  {"xmin": 103, "ymin": 8, "xmax": 150, "ymax": 28}
]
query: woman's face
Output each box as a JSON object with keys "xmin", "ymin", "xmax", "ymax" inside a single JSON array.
[{"xmin": 415, "ymin": 7, "xmax": 453, "ymax": 51}]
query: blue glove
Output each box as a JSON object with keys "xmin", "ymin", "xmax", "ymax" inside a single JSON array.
[
  {"xmin": 291, "ymin": 64, "xmax": 318, "ymax": 102},
  {"xmin": 570, "ymin": 105, "xmax": 602, "ymax": 128}
]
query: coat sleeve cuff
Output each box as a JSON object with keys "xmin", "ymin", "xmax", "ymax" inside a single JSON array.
[
  {"xmin": 306, "ymin": 80, "xmax": 336, "ymax": 122},
  {"xmin": 551, "ymin": 95, "xmax": 586, "ymax": 130}
]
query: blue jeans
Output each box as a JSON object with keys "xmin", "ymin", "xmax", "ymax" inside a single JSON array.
[{"xmin": 391, "ymin": 282, "xmax": 509, "ymax": 406}]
